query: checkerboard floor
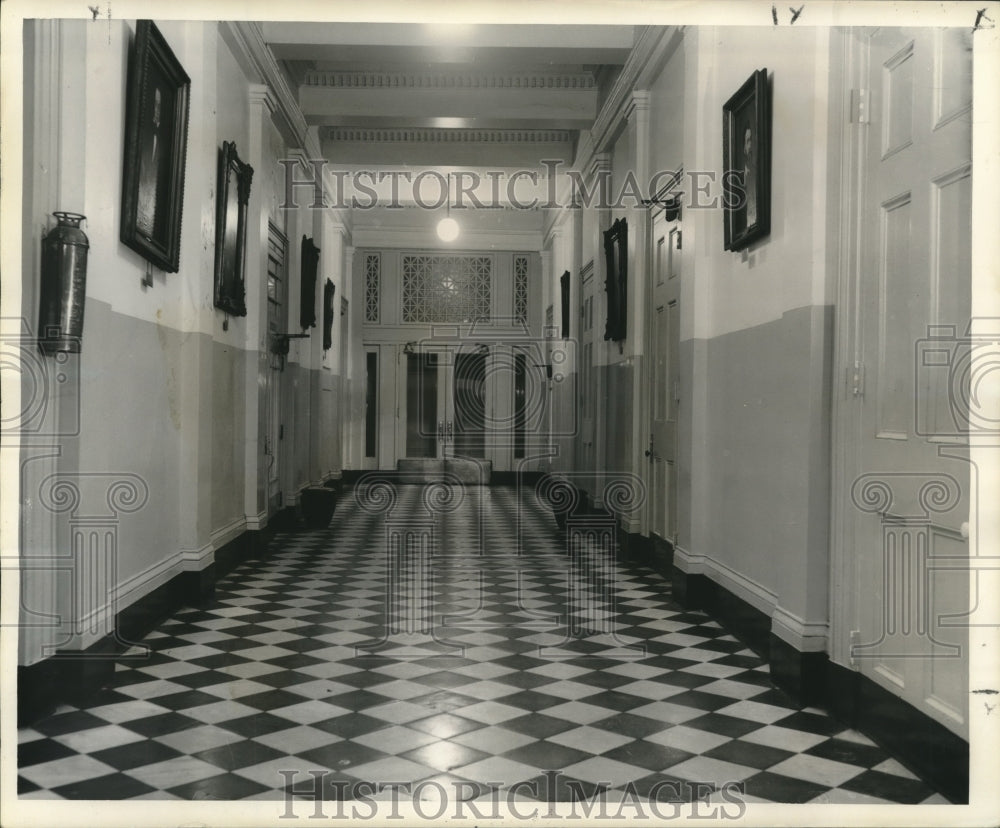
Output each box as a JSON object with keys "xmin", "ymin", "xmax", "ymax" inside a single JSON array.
[{"xmin": 18, "ymin": 484, "xmax": 947, "ymax": 804}]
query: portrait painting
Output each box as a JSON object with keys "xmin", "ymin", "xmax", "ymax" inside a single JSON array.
[{"xmin": 120, "ymin": 20, "xmax": 191, "ymax": 272}]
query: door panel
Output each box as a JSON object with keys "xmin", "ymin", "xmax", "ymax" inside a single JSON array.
[
  {"xmin": 648, "ymin": 210, "xmax": 681, "ymax": 543},
  {"xmin": 579, "ymin": 263, "xmax": 596, "ymax": 487},
  {"xmin": 849, "ymin": 27, "xmax": 971, "ymax": 737},
  {"xmin": 453, "ymin": 351, "xmax": 487, "ymax": 459},
  {"xmin": 405, "ymin": 351, "xmax": 440, "ymax": 458},
  {"xmin": 265, "ymin": 224, "xmax": 287, "ymax": 514}
]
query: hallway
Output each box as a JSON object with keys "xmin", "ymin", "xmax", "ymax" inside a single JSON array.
[{"xmin": 17, "ymin": 483, "xmax": 943, "ymax": 805}]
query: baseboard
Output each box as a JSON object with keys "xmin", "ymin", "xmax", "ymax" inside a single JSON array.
[
  {"xmin": 824, "ymin": 661, "xmax": 968, "ymax": 804},
  {"xmin": 668, "ymin": 561, "xmax": 968, "ymax": 803},
  {"xmin": 17, "ymin": 528, "xmax": 264, "ymax": 727},
  {"xmin": 671, "ymin": 565, "xmax": 771, "ymax": 660},
  {"xmin": 768, "ymin": 633, "xmax": 828, "ymax": 706}
]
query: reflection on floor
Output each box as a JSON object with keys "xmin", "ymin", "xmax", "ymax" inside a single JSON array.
[{"xmin": 18, "ymin": 484, "xmax": 946, "ymax": 804}]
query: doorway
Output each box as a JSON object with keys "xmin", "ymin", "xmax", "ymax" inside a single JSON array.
[
  {"xmin": 832, "ymin": 26, "xmax": 972, "ymax": 739},
  {"xmin": 264, "ymin": 222, "xmax": 287, "ymax": 515},
  {"xmin": 646, "ymin": 205, "xmax": 681, "ymax": 548},
  {"xmin": 402, "ymin": 347, "xmax": 488, "ymax": 462}
]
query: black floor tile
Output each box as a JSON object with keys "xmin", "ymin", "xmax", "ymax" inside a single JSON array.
[
  {"xmin": 51, "ymin": 772, "xmax": 157, "ymax": 799},
  {"xmin": 742, "ymin": 770, "xmax": 830, "ymax": 803},
  {"xmin": 18, "ymin": 738, "xmax": 77, "ymax": 767},
  {"xmin": 682, "ymin": 713, "xmax": 765, "ymax": 738},
  {"xmin": 805, "ymin": 737, "xmax": 888, "ymax": 768},
  {"xmin": 590, "ymin": 712, "xmax": 671, "ymax": 740},
  {"xmin": 705, "ymin": 738, "xmax": 794, "ymax": 769},
  {"xmin": 314, "ymin": 713, "xmax": 388, "ymax": 740},
  {"xmin": 167, "ymin": 772, "xmax": 273, "ymax": 800},
  {"xmin": 31, "ymin": 711, "xmax": 108, "ymax": 738},
  {"xmin": 193, "ymin": 739, "xmax": 286, "ymax": 771},
  {"xmin": 502, "ymin": 713, "xmax": 576, "ymax": 739},
  {"xmin": 502, "ymin": 740, "xmax": 592, "ymax": 770},
  {"xmin": 601, "ymin": 740, "xmax": 694, "ymax": 772},
  {"xmin": 840, "ymin": 768, "xmax": 936, "ymax": 804},
  {"xmin": 217, "ymin": 713, "xmax": 298, "ymax": 739},
  {"xmin": 121, "ymin": 712, "xmax": 202, "ymax": 738},
  {"xmin": 298, "ymin": 741, "xmax": 387, "ymax": 771},
  {"xmin": 91, "ymin": 739, "xmax": 183, "ymax": 770}
]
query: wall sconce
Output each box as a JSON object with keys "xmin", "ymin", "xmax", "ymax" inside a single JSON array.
[
  {"xmin": 271, "ymin": 331, "xmax": 309, "ymax": 357},
  {"xmin": 402, "ymin": 341, "xmax": 416, "ymax": 354},
  {"xmin": 642, "ymin": 192, "xmax": 682, "ymax": 222}
]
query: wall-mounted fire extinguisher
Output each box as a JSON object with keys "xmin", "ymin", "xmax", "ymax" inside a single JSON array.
[{"xmin": 38, "ymin": 211, "xmax": 88, "ymax": 356}]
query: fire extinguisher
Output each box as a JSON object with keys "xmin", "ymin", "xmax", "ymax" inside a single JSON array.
[{"xmin": 38, "ymin": 211, "xmax": 88, "ymax": 355}]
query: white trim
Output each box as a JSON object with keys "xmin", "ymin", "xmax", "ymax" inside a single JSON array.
[
  {"xmin": 245, "ymin": 510, "xmax": 268, "ymax": 531},
  {"xmin": 210, "ymin": 516, "xmax": 247, "ymax": 549},
  {"xmin": 115, "ymin": 550, "xmax": 187, "ymax": 608},
  {"xmin": 771, "ymin": 606, "xmax": 830, "ymax": 653},
  {"xmin": 351, "ymin": 227, "xmax": 544, "ymax": 251},
  {"xmin": 306, "ymin": 71, "xmax": 596, "ymax": 90},
  {"xmin": 54, "ymin": 549, "xmax": 189, "ymax": 653},
  {"xmin": 673, "ymin": 545, "xmax": 778, "ymax": 617},
  {"xmin": 180, "ymin": 543, "xmax": 215, "ymax": 572},
  {"xmin": 674, "ymin": 545, "xmax": 831, "ymax": 654}
]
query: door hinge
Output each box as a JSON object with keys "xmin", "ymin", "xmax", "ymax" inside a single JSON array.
[
  {"xmin": 675, "ymin": 230, "xmax": 682, "ymax": 250},
  {"xmin": 279, "ymin": 423, "xmax": 284, "ymax": 440},
  {"xmin": 851, "ymin": 88, "xmax": 870, "ymax": 124},
  {"xmin": 850, "ymin": 362, "xmax": 865, "ymax": 398}
]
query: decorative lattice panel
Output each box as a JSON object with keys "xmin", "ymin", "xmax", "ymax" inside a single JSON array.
[
  {"xmin": 401, "ymin": 255, "xmax": 492, "ymax": 323},
  {"xmin": 514, "ymin": 255, "xmax": 529, "ymax": 323},
  {"xmin": 364, "ymin": 254, "xmax": 381, "ymax": 322}
]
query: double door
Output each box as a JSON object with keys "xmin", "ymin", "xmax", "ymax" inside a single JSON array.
[{"xmin": 404, "ymin": 346, "xmax": 488, "ymax": 461}]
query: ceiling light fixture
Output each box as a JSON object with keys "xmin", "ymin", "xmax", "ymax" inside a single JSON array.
[{"xmin": 436, "ymin": 173, "xmax": 460, "ymax": 242}]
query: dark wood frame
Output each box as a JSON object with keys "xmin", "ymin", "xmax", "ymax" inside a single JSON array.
[
  {"xmin": 120, "ymin": 20, "xmax": 191, "ymax": 272},
  {"xmin": 300, "ymin": 236, "xmax": 320, "ymax": 329},
  {"xmin": 213, "ymin": 141, "xmax": 253, "ymax": 316},
  {"xmin": 323, "ymin": 279, "xmax": 336, "ymax": 351},
  {"xmin": 723, "ymin": 68, "xmax": 771, "ymax": 251},
  {"xmin": 560, "ymin": 270, "xmax": 571, "ymax": 339},
  {"xmin": 603, "ymin": 217, "xmax": 628, "ymax": 342}
]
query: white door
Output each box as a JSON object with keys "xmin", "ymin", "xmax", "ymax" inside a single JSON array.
[
  {"xmin": 265, "ymin": 223, "xmax": 287, "ymax": 514},
  {"xmin": 578, "ymin": 262, "xmax": 597, "ymax": 489},
  {"xmin": 843, "ymin": 27, "xmax": 972, "ymax": 738},
  {"xmin": 647, "ymin": 208, "xmax": 681, "ymax": 545}
]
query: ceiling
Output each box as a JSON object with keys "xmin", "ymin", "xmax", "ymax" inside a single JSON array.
[{"xmin": 261, "ymin": 22, "xmax": 636, "ymax": 167}]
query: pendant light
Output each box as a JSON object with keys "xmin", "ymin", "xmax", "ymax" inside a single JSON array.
[{"xmin": 436, "ymin": 172, "xmax": 460, "ymax": 242}]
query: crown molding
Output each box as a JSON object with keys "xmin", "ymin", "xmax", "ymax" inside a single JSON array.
[
  {"xmin": 220, "ymin": 22, "xmax": 321, "ymax": 159},
  {"xmin": 303, "ymin": 70, "xmax": 597, "ymax": 90},
  {"xmin": 324, "ymin": 127, "xmax": 573, "ymax": 144},
  {"xmin": 575, "ymin": 26, "xmax": 683, "ymax": 175}
]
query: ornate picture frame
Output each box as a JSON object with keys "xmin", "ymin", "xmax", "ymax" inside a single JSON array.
[
  {"xmin": 323, "ymin": 280, "xmax": 336, "ymax": 351},
  {"xmin": 120, "ymin": 20, "xmax": 191, "ymax": 273},
  {"xmin": 722, "ymin": 68, "xmax": 771, "ymax": 251},
  {"xmin": 300, "ymin": 236, "xmax": 320, "ymax": 329},
  {"xmin": 603, "ymin": 217, "xmax": 628, "ymax": 342},
  {"xmin": 213, "ymin": 141, "xmax": 253, "ymax": 316}
]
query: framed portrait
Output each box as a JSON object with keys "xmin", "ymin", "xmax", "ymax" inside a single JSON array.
[
  {"xmin": 300, "ymin": 236, "xmax": 320, "ymax": 329},
  {"xmin": 560, "ymin": 270, "xmax": 570, "ymax": 339},
  {"xmin": 323, "ymin": 280, "xmax": 336, "ymax": 351},
  {"xmin": 603, "ymin": 217, "xmax": 628, "ymax": 342},
  {"xmin": 120, "ymin": 20, "xmax": 191, "ymax": 272},
  {"xmin": 722, "ymin": 68, "xmax": 771, "ymax": 251},
  {"xmin": 213, "ymin": 141, "xmax": 253, "ymax": 316}
]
